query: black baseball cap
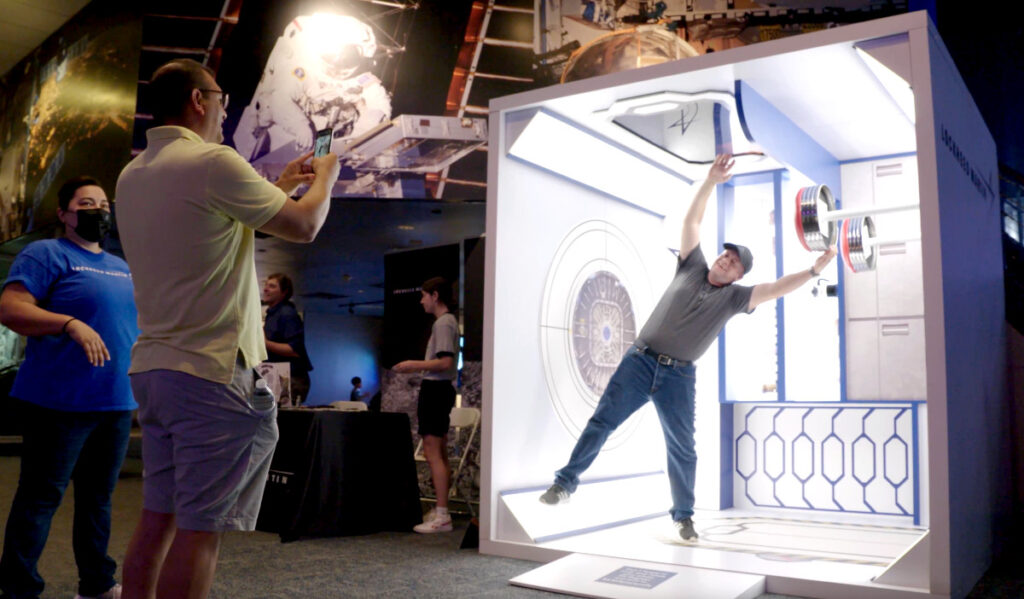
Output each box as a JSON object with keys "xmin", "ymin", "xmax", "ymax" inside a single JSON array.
[{"xmin": 723, "ymin": 242, "xmax": 753, "ymax": 275}]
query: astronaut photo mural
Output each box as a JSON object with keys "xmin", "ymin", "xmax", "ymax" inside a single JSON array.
[{"xmin": 233, "ymin": 14, "xmax": 390, "ymax": 161}]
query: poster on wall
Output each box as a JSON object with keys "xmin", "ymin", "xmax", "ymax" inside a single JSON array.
[
  {"xmin": 0, "ymin": 5, "xmax": 141, "ymax": 243},
  {"xmin": 215, "ymin": 0, "xmax": 496, "ymax": 199},
  {"xmin": 382, "ymin": 243, "xmax": 460, "ymax": 367}
]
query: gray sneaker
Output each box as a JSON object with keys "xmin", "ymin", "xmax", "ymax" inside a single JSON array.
[
  {"xmin": 539, "ymin": 483, "xmax": 570, "ymax": 505},
  {"xmin": 675, "ymin": 517, "xmax": 699, "ymax": 541}
]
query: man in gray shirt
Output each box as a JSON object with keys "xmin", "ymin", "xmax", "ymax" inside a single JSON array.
[{"xmin": 540, "ymin": 155, "xmax": 837, "ymax": 542}]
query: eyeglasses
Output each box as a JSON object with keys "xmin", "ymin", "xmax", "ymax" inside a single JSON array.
[{"xmin": 198, "ymin": 89, "xmax": 229, "ymax": 110}]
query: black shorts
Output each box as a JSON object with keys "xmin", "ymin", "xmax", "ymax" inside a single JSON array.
[{"xmin": 417, "ymin": 379, "xmax": 456, "ymax": 437}]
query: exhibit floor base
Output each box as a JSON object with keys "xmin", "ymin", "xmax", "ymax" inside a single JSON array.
[
  {"xmin": 500, "ymin": 472, "xmax": 670, "ymax": 543},
  {"xmin": 499, "ymin": 476, "xmax": 928, "ymax": 593},
  {"xmin": 510, "ymin": 553, "xmax": 765, "ymax": 599},
  {"xmin": 531, "ymin": 511, "xmax": 926, "ymax": 588}
]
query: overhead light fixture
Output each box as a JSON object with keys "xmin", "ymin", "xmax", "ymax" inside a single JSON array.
[
  {"xmin": 397, "ymin": 224, "xmax": 415, "ymax": 230},
  {"xmin": 854, "ymin": 43, "xmax": 915, "ymax": 124},
  {"xmin": 505, "ymin": 108, "xmax": 690, "ymax": 216}
]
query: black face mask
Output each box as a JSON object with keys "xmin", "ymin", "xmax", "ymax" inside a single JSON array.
[{"xmin": 71, "ymin": 209, "xmax": 112, "ymax": 243}]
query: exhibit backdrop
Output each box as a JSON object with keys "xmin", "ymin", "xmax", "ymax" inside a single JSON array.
[{"xmin": 0, "ymin": 3, "xmax": 140, "ymax": 244}]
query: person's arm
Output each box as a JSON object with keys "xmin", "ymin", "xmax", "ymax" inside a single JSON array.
[
  {"xmin": 680, "ymin": 154, "xmax": 735, "ymax": 258},
  {"xmin": 392, "ymin": 356, "xmax": 455, "ymax": 374},
  {"xmin": 265, "ymin": 338, "xmax": 299, "ymax": 358},
  {"xmin": 257, "ymin": 153, "xmax": 341, "ymax": 243},
  {"xmin": 748, "ymin": 248, "xmax": 837, "ymax": 310},
  {"xmin": 0, "ymin": 283, "xmax": 110, "ymax": 366}
]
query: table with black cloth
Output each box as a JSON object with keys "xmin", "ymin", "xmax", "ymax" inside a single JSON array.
[{"xmin": 256, "ymin": 409, "xmax": 422, "ymax": 542}]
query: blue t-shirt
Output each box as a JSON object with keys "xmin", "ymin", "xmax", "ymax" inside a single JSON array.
[{"xmin": 5, "ymin": 238, "xmax": 139, "ymax": 411}]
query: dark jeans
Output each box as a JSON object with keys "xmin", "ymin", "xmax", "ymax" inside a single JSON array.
[
  {"xmin": 0, "ymin": 400, "xmax": 131, "ymax": 599},
  {"xmin": 554, "ymin": 346, "xmax": 698, "ymax": 522}
]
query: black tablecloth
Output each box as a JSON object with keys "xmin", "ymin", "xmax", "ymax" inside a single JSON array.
[{"xmin": 256, "ymin": 409, "xmax": 421, "ymax": 541}]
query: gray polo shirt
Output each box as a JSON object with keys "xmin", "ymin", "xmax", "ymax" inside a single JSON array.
[
  {"xmin": 637, "ymin": 245, "xmax": 753, "ymax": 362},
  {"xmin": 423, "ymin": 312, "xmax": 459, "ymax": 382}
]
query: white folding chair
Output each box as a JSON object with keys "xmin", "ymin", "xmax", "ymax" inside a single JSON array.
[
  {"xmin": 329, "ymin": 400, "xmax": 368, "ymax": 411},
  {"xmin": 414, "ymin": 406, "xmax": 481, "ymax": 517}
]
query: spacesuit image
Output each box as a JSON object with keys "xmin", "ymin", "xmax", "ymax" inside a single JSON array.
[{"xmin": 233, "ymin": 14, "xmax": 392, "ymax": 164}]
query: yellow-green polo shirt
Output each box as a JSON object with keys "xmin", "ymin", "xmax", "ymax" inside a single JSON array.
[{"xmin": 115, "ymin": 126, "xmax": 287, "ymax": 384}]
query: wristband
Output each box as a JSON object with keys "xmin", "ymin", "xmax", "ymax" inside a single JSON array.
[
  {"xmin": 62, "ymin": 317, "xmax": 76, "ymax": 334},
  {"xmin": 809, "ymin": 265, "xmax": 819, "ymax": 277}
]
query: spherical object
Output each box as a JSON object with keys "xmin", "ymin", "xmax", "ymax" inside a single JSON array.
[{"xmin": 561, "ymin": 26, "xmax": 699, "ymax": 84}]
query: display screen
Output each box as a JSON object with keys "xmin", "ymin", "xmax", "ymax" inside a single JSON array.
[{"xmin": 314, "ymin": 128, "xmax": 332, "ymax": 157}]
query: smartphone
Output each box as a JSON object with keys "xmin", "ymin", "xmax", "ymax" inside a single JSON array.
[{"xmin": 314, "ymin": 128, "xmax": 333, "ymax": 157}]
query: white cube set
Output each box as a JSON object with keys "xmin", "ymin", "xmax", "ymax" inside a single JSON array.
[{"xmin": 483, "ymin": 11, "xmax": 1002, "ymax": 599}]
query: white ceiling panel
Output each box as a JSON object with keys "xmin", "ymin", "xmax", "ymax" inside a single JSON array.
[{"xmin": 0, "ymin": 0, "xmax": 91, "ymax": 79}]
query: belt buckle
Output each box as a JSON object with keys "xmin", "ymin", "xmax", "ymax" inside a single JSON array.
[{"xmin": 657, "ymin": 354, "xmax": 673, "ymax": 366}]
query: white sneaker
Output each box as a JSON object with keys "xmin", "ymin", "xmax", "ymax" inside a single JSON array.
[
  {"xmin": 75, "ymin": 583, "xmax": 122, "ymax": 599},
  {"xmin": 413, "ymin": 511, "xmax": 453, "ymax": 533}
]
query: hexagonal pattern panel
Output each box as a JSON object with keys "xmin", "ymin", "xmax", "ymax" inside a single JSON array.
[{"xmin": 733, "ymin": 404, "xmax": 918, "ymax": 522}]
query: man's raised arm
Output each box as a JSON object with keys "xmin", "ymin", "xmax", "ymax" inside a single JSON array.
[
  {"xmin": 680, "ymin": 154, "xmax": 735, "ymax": 259},
  {"xmin": 259, "ymin": 152, "xmax": 341, "ymax": 243},
  {"xmin": 748, "ymin": 247, "xmax": 838, "ymax": 310}
]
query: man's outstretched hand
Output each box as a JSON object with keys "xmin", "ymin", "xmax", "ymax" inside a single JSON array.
[
  {"xmin": 708, "ymin": 154, "xmax": 735, "ymax": 184},
  {"xmin": 814, "ymin": 247, "xmax": 838, "ymax": 273}
]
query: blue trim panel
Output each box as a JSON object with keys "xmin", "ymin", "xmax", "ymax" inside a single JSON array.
[
  {"xmin": 717, "ymin": 182, "xmax": 732, "ymax": 404},
  {"xmin": 773, "ymin": 170, "xmax": 786, "ymax": 402},
  {"xmin": 912, "ymin": 403, "xmax": 920, "ymax": 525},
  {"xmin": 734, "ymin": 80, "xmax": 841, "ymax": 193},
  {"xmin": 840, "ymin": 152, "xmax": 917, "ymax": 166},
  {"xmin": 720, "ymin": 402, "xmax": 734, "ymax": 509}
]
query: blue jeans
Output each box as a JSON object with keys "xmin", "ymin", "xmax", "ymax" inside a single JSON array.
[
  {"xmin": 0, "ymin": 400, "xmax": 131, "ymax": 599},
  {"xmin": 554, "ymin": 346, "xmax": 698, "ymax": 522}
]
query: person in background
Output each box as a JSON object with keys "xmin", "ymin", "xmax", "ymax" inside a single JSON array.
[
  {"xmin": 0, "ymin": 176, "xmax": 138, "ymax": 599},
  {"xmin": 393, "ymin": 277, "xmax": 460, "ymax": 533},
  {"xmin": 115, "ymin": 57, "xmax": 339, "ymax": 599},
  {"xmin": 262, "ymin": 273, "xmax": 312, "ymax": 405},
  {"xmin": 349, "ymin": 376, "xmax": 363, "ymax": 402}
]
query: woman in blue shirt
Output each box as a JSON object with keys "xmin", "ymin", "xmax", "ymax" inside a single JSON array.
[{"xmin": 0, "ymin": 177, "xmax": 138, "ymax": 599}]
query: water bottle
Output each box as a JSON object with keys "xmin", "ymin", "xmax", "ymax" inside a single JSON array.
[{"xmin": 253, "ymin": 378, "xmax": 276, "ymax": 411}]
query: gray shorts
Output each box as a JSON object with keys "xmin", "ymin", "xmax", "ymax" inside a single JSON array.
[{"xmin": 131, "ymin": 359, "xmax": 278, "ymax": 531}]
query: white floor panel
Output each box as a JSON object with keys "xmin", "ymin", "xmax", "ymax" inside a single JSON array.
[
  {"xmin": 535, "ymin": 509, "xmax": 927, "ymax": 586},
  {"xmin": 510, "ymin": 553, "xmax": 765, "ymax": 599},
  {"xmin": 500, "ymin": 472, "xmax": 670, "ymax": 543}
]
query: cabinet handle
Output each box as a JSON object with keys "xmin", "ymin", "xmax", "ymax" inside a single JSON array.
[
  {"xmin": 878, "ymin": 242, "xmax": 908, "ymax": 255},
  {"xmin": 881, "ymin": 323, "xmax": 911, "ymax": 336},
  {"xmin": 875, "ymin": 162, "xmax": 904, "ymax": 177}
]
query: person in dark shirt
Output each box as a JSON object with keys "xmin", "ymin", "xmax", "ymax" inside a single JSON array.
[
  {"xmin": 350, "ymin": 376, "xmax": 363, "ymax": 402},
  {"xmin": 262, "ymin": 273, "xmax": 313, "ymax": 404},
  {"xmin": 539, "ymin": 155, "xmax": 837, "ymax": 543}
]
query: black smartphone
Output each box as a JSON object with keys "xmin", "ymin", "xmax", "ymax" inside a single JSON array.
[{"xmin": 314, "ymin": 128, "xmax": 333, "ymax": 157}]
